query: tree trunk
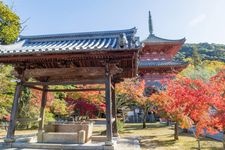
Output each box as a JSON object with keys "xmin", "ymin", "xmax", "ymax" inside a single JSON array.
[
  {"xmin": 183, "ymin": 128, "xmax": 188, "ymax": 133},
  {"xmin": 142, "ymin": 108, "xmax": 148, "ymax": 128},
  {"xmin": 166, "ymin": 120, "xmax": 170, "ymax": 126},
  {"xmin": 223, "ymin": 130, "xmax": 225, "ymax": 149},
  {"xmin": 197, "ymin": 138, "xmax": 201, "ymax": 150},
  {"xmin": 174, "ymin": 122, "xmax": 179, "ymax": 140}
]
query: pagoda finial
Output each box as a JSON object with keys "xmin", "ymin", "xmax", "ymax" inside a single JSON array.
[{"xmin": 148, "ymin": 11, "xmax": 153, "ymax": 35}]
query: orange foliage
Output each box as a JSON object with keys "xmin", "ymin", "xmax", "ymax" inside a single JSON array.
[
  {"xmin": 210, "ymin": 69, "xmax": 225, "ymax": 131},
  {"xmin": 117, "ymin": 78, "xmax": 150, "ymax": 107},
  {"xmin": 151, "ymin": 77, "xmax": 218, "ymax": 137},
  {"xmin": 30, "ymin": 89, "xmax": 54, "ymax": 107}
]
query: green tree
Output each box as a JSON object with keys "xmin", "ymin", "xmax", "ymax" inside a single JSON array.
[
  {"xmin": 17, "ymin": 87, "xmax": 40, "ymax": 129},
  {"xmin": 180, "ymin": 60, "xmax": 225, "ymax": 81},
  {"xmin": 0, "ymin": 65, "xmax": 15, "ymax": 119},
  {"xmin": 192, "ymin": 46, "xmax": 202, "ymax": 68},
  {"xmin": 0, "ymin": 1, "xmax": 20, "ymax": 120},
  {"xmin": 0, "ymin": 1, "xmax": 20, "ymax": 44},
  {"xmin": 51, "ymin": 99, "xmax": 69, "ymax": 119}
]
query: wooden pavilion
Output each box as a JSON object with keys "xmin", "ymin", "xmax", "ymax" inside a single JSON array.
[{"xmin": 0, "ymin": 28, "xmax": 140, "ymax": 146}]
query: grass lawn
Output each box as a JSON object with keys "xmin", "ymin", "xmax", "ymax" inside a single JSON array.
[{"xmin": 120, "ymin": 122, "xmax": 223, "ymax": 150}]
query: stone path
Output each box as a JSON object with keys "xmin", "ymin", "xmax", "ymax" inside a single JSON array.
[
  {"xmin": 116, "ymin": 137, "xmax": 141, "ymax": 150},
  {"xmin": 0, "ymin": 136, "xmax": 141, "ymax": 150}
]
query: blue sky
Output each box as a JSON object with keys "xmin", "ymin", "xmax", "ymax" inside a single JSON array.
[{"xmin": 3, "ymin": 0, "xmax": 225, "ymax": 44}]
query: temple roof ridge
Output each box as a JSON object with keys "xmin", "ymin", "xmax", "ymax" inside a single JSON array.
[
  {"xmin": 19, "ymin": 27, "xmax": 137, "ymax": 42},
  {"xmin": 0, "ymin": 27, "xmax": 139, "ymax": 56}
]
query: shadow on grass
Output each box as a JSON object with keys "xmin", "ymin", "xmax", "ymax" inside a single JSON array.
[
  {"xmin": 179, "ymin": 132, "xmax": 222, "ymax": 142},
  {"xmin": 140, "ymin": 139, "xmax": 176, "ymax": 149},
  {"xmin": 124, "ymin": 123, "xmax": 167, "ymax": 131},
  {"xmin": 119, "ymin": 130, "xmax": 133, "ymax": 134},
  {"xmin": 190, "ymin": 146, "xmax": 224, "ymax": 150},
  {"xmin": 140, "ymin": 135, "xmax": 156, "ymax": 139}
]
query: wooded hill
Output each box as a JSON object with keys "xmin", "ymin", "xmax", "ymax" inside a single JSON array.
[{"xmin": 175, "ymin": 43, "xmax": 225, "ymax": 62}]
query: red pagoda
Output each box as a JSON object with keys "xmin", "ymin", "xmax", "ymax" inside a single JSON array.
[{"xmin": 139, "ymin": 11, "xmax": 188, "ymax": 90}]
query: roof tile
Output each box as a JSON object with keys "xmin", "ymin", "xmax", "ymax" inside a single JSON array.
[{"xmin": 0, "ymin": 28, "xmax": 139, "ymax": 56}]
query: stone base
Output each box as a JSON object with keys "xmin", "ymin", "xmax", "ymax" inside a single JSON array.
[
  {"xmin": 37, "ymin": 131, "xmax": 44, "ymax": 142},
  {"xmin": 42, "ymin": 132, "xmax": 79, "ymax": 144},
  {"xmin": 4, "ymin": 138, "xmax": 15, "ymax": 143},
  {"xmin": 2, "ymin": 138, "xmax": 15, "ymax": 148},
  {"xmin": 105, "ymin": 140, "xmax": 117, "ymax": 146},
  {"xmin": 10, "ymin": 142, "xmax": 114, "ymax": 150},
  {"xmin": 92, "ymin": 136, "xmax": 107, "ymax": 142}
]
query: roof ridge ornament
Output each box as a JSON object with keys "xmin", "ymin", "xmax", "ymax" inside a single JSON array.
[
  {"xmin": 148, "ymin": 11, "xmax": 153, "ymax": 36},
  {"xmin": 118, "ymin": 33, "xmax": 128, "ymax": 48}
]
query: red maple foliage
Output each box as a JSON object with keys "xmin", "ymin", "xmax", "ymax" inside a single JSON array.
[
  {"xmin": 120, "ymin": 79, "xmax": 153, "ymax": 128},
  {"xmin": 151, "ymin": 76, "xmax": 217, "ymax": 139},
  {"xmin": 65, "ymin": 85, "xmax": 106, "ymax": 119},
  {"xmin": 30, "ymin": 89, "xmax": 54, "ymax": 108},
  {"xmin": 209, "ymin": 69, "xmax": 225, "ymax": 132},
  {"xmin": 65, "ymin": 97, "xmax": 105, "ymax": 119}
]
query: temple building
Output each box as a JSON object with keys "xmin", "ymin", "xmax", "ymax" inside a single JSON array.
[{"xmin": 139, "ymin": 11, "xmax": 188, "ymax": 91}]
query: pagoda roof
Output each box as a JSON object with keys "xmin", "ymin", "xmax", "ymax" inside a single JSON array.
[
  {"xmin": 142, "ymin": 11, "xmax": 185, "ymax": 45},
  {"xmin": 139, "ymin": 60, "xmax": 187, "ymax": 68},
  {"xmin": 142, "ymin": 34, "xmax": 185, "ymax": 45},
  {"xmin": 0, "ymin": 27, "xmax": 139, "ymax": 56}
]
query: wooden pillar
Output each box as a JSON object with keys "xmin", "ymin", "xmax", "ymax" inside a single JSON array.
[
  {"xmin": 112, "ymin": 83, "xmax": 118, "ymax": 137},
  {"xmin": 37, "ymin": 85, "xmax": 48, "ymax": 142},
  {"xmin": 105, "ymin": 64, "xmax": 113, "ymax": 145},
  {"xmin": 5, "ymin": 81, "xmax": 23, "ymax": 143},
  {"xmin": 38, "ymin": 85, "xmax": 48, "ymax": 132}
]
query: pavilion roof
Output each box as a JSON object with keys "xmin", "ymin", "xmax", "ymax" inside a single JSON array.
[
  {"xmin": 139, "ymin": 60, "xmax": 187, "ymax": 68},
  {"xmin": 0, "ymin": 27, "xmax": 139, "ymax": 56}
]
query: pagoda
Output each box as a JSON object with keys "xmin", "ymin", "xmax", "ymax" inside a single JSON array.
[{"xmin": 139, "ymin": 11, "xmax": 188, "ymax": 90}]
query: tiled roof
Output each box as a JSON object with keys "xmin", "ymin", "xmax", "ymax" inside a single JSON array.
[
  {"xmin": 139, "ymin": 60, "xmax": 187, "ymax": 68},
  {"xmin": 0, "ymin": 28, "xmax": 139, "ymax": 56},
  {"xmin": 142, "ymin": 34, "xmax": 185, "ymax": 44}
]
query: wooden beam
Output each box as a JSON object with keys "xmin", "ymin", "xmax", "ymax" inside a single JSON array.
[
  {"xmin": 47, "ymin": 75, "xmax": 105, "ymax": 82},
  {"xmin": 24, "ymin": 85, "xmax": 43, "ymax": 91},
  {"xmin": 24, "ymin": 67, "xmax": 105, "ymax": 78},
  {"xmin": 0, "ymin": 49, "xmax": 138, "ymax": 63},
  {"xmin": 19, "ymin": 65, "xmax": 123, "ymax": 80},
  {"xmin": 47, "ymin": 88, "xmax": 105, "ymax": 92},
  {"xmin": 23, "ymin": 79, "xmax": 105, "ymax": 86}
]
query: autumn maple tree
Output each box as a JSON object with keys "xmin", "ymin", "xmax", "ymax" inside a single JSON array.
[
  {"xmin": 121, "ymin": 79, "xmax": 154, "ymax": 128},
  {"xmin": 151, "ymin": 76, "xmax": 217, "ymax": 148},
  {"xmin": 209, "ymin": 69, "xmax": 225, "ymax": 148},
  {"xmin": 65, "ymin": 85, "xmax": 106, "ymax": 120}
]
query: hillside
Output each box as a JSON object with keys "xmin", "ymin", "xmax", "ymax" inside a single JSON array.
[{"xmin": 175, "ymin": 43, "xmax": 225, "ymax": 62}]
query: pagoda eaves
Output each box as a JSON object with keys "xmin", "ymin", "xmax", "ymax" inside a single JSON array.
[{"xmin": 139, "ymin": 11, "xmax": 188, "ymax": 89}]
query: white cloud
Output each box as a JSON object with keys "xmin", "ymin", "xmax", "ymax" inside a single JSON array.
[{"xmin": 188, "ymin": 14, "xmax": 207, "ymax": 27}]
